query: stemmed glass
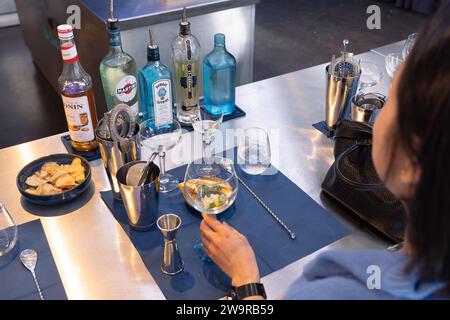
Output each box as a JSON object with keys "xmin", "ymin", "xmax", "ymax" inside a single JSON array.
[
  {"xmin": 190, "ymin": 105, "xmax": 224, "ymax": 171},
  {"xmin": 402, "ymin": 33, "xmax": 419, "ymax": 60},
  {"xmin": 385, "ymin": 53, "xmax": 404, "ymax": 78},
  {"xmin": 358, "ymin": 60, "xmax": 383, "ymax": 94},
  {"xmin": 237, "ymin": 127, "xmax": 271, "ymax": 175},
  {"xmin": 0, "ymin": 202, "xmax": 18, "ymax": 257},
  {"xmin": 139, "ymin": 120, "xmax": 182, "ymax": 193},
  {"xmin": 183, "ymin": 157, "xmax": 238, "ymax": 261}
]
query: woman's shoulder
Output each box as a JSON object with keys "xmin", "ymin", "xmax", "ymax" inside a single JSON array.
[{"xmin": 283, "ymin": 249, "xmax": 447, "ymax": 300}]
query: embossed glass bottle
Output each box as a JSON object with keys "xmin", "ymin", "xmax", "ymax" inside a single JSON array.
[
  {"xmin": 171, "ymin": 7, "xmax": 201, "ymax": 124},
  {"xmin": 99, "ymin": 2, "xmax": 139, "ymax": 116},
  {"xmin": 138, "ymin": 29, "xmax": 174, "ymax": 125},
  {"xmin": 203, "ymin": 33, "xmax": 236, "ymax": 116}
]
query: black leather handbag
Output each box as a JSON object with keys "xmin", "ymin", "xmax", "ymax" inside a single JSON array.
[{"xmin": 321, "ymin": 120, "xmax": 406, "ymax": 243}]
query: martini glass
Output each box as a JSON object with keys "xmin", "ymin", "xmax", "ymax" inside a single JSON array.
[
  {"xmin": 139, "ymin": 120, "xmax": 182, "ymax": 193},
  {"xmin": 190, "ymin": 105, "xmax": 223, "ymax": 174}
]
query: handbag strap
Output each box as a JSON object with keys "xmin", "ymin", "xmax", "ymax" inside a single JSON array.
[
  {"xmin": 334, "ymin": 142, "xmax": 385, "ymax": 191},
  {"xmin": 334, "ymin": 125, "xmax": 372, "ymax": 141}
]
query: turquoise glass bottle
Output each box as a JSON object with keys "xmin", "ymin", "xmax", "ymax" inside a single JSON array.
[
  {"xmin": 203, "ymin": 33, "xmax": 236, "ymax": 116},
  {"xmin": 138, "ymin": 30, "xmax": 174, "ymax": 125}
]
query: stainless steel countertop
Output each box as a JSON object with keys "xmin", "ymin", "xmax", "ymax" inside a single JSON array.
[
  {"xmin": 371, "ymin": 40, "xmax": 405, "ymax": 57},
  {"xmin": 80, "ymin": 0, "xmax": 260, "ymax": 30},
  {"xmin": 0, "ymin": 43, "xmax": 400, "ymax": 300}
]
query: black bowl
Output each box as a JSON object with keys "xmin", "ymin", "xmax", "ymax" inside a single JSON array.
[{"xmin": 16, "ymin": 154, "xmax": 92, "ymax": 205}]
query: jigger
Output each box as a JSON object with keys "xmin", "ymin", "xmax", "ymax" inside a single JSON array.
[{"xmin": 157, "ymin": 214, "xmax": 184, "ymax": 275}]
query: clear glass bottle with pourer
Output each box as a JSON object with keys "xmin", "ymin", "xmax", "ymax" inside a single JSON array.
[
  {"xmin": 99, "ymin": 0, "xmax": 139, "ymax": 117},
  {"xmin": 57, "ymin": 24, "xmax": 98, "ymax": 152},
  {"xmin": 171, "ymin": 7, "xmax": 201, "ymax": 124},
  {"xmin": 203, "ymin": 33, "xmax": 236, "ymax": 116},
  {"xmin": 138, "ymin": 29, "xmax": 174, "ymax": 125}
]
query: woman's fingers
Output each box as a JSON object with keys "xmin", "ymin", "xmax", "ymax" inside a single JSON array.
[
  {"xmin": 200, "ymin": 219, "xmax": 215, "ymax": 241},
  {"xmin": 201, "ymin": 212, "xmax": 225, "ymax": 232}
]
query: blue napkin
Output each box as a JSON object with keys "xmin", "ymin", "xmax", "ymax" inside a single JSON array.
[
  {"xmin": 0, "ymin": 220, "xmax": 67, "ymax": 300},
  {"xmin": 100, "ymin": 149, "xmax": 350, "ymax": 300},
  {"xmin": 312, "ymin": 121, "xmax": 334, "ymax": 138},
  {"xmin": 60, "ymin": 135, "xmax": 102, "ymax": 161}
]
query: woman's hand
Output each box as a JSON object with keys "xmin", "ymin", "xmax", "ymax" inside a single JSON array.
[{"xmin": 200, "ymin": 212, "xmax": 260, "ymax": 287}]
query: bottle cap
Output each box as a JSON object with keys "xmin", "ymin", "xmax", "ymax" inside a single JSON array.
[
  {"xmin": 214, "ymin": 33, "xmax": 225, "ymax": 46},
  {"xmin": 57, "ymin": 24, "xmax": 74, "ymax": 40}
]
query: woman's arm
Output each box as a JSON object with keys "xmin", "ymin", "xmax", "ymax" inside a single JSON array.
[{"xmin": 200, "ymin": 213, "xmax": 265, "ymax": 300}]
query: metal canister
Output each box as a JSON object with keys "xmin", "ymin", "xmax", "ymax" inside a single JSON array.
[
  {"xmin": 116, "ymin": 161, "xmax": 160, "ymax": 231},
  {"xmin": 95, "ymin": 118, "xmax": 141, "ymax": 201},
  {"xmin": 350, "ymin": 92, "xmax": 386, "ymax": 125},
  {"xmin": 325, "ymin": 64, "xmax": 361, "ymax": 128}
]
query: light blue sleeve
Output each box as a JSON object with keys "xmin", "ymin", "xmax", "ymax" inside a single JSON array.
[{"xmin": 282, "ymin": 274, "xmax": 395, "ymax": 300}]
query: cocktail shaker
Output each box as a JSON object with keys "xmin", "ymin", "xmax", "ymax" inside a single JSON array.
[
  {"xmin": 116, "ymin": 161, "xmax": 160, "ymax": 231},
  {"xmin": 96, "ymin": 104, "xmax": 141, "ymax": 201},
  {"xmin": 325, "ymin": 42, "xmax": 361, "ymax": 129}
]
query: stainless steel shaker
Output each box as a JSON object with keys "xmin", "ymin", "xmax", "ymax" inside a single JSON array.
[
  {"xmin": 96, "ymin": 104, "xmax": 141, "ymax": 201},
  {"xmin": 116, "ymin": 161, "xmax": 160, "ymax": 231},
  {"xmin": 325, "ymin": 46, "xmax": 361, "ymax": 129}
]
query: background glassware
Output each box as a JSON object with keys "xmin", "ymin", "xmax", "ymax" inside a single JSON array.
[
  {"xmin": 0, "ymin": 202, "xmax": 18, "ymax": 257},
  {"xmin": 191, "ymin": 105, "xmax": 223, "ymax": 164},
  {"xmin": 385, "ymin": 53, "xmax": 404, "ymax": 78},
  {"xmin": 237, "ymin": 127, "xmax": 271, "ymax": 175},
  {"xmin": 183, "ymin": 156, "xmax": 238, "ymax": 260},
  {"xmin": 402, "ymin": 33, "xmax": 419, "ymax": 60},
  {"xmin": 358, "ymin": 60, "xmax": 383, "ymax": 93},
  {"xmin": 140, "ymin": 120, "xmax": 182, "ymax": 193}
]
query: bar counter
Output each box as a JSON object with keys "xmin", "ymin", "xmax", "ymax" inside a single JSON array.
[{"xmin": 0, "ymin": 44, "xmax": 397, "ymax": 299}]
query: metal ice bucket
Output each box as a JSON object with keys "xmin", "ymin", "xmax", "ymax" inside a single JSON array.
[
  {"xmin": 351, "ymin": 92, "xmax": 386, "ymax": 125},
  {"xmin": 116, "ymin": 161, "xmax": 160, "ymax": 231}
]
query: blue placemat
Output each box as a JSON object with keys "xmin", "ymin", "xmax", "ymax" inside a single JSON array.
[
  {"xmin": 100, "ymin": 149, "xmax": 350, "ymax": 300},
  {"xmin": 0, "ymin": 220, "xmax": 67, "ymax": 300},
  {"xmin": 60, "ymin": 135, "xmax": 102, "ymax": 162}
]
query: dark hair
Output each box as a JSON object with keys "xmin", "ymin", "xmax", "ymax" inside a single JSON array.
[{"xmin": 396, "ymin": 3, "xmax": 450, "ymax": 289}]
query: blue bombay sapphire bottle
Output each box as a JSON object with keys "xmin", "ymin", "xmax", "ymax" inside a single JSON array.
[
  {"xmin": 138, "ymin": 29, "xmax": 174, "ymax": 125},
  {"xmin": 203, "ymin": 33, "xmax": 236, "ymax": 116}
]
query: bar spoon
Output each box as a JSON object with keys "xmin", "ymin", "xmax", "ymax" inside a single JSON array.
[{"xmin": 20, "ymin": 249, "xmax": 44, "ymax": 300}]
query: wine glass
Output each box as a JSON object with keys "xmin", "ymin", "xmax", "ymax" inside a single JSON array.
[
  {"xmin": 402, "ymin": 33, "xmax": 419, "ymax": 60},
  {"xmin": 183, "ymin": 156, "xmax": 238, "ymax": 261},
  {"xmin": 139, "ymin": 120, "xmax": 182, "ymax": 193},
  {"xmin": 358, "ymin": 60, "xmax": 383, "ymax": 93},
  {"xmin": 0, "ymin": 202, "xmax": 18, "ymax": 257},
  {"xmin": 190, "ymin": 105, "xmax": 224, "ymax": 166},
  {"xmin": 237, "ymin": 127, "xmax": 271, "ymax": 175},
  {"xmin": 385, "ymin": 53, "xmax": 404, "ymax": 78}
]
